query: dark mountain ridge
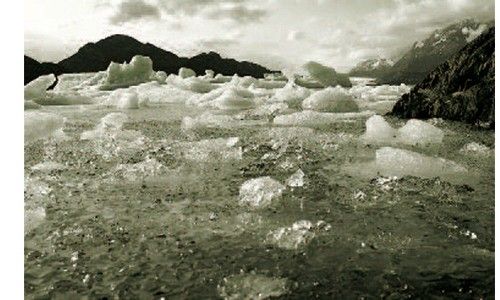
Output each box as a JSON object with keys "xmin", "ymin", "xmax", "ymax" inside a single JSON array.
[{"xmin": 25, "ymin": 34, "xmax": 274, "ymax": 84}]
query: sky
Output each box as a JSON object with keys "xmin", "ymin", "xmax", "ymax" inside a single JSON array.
[{"xmin": 24, "ymin": 0, "xmax": 494, "ymax": 72}]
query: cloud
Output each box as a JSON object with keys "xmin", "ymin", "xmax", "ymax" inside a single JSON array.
[
  {"xmin": 157, "ymin": 0, "xmax": 266, "ymax": 24},
  {"xmin": 110, "ymin": 0, "xmax": 161, "ymax": 25},
  {"xmin": 287, "ymin": 30, "xmax": 306, "ymax": 41},
  {"xmin": 205, "ymin": 4, "xmax": 266, "ymax": 24}
]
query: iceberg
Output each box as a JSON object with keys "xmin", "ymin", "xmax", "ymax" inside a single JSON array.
[
  {"xmin": 302, "ymin": 61, "xmax": 352, "ymax": 88},
  {"xmin": 302, "ymin": 86, "xmax": 359, "ymax": 112},
  {"xmin": 239, "ymin": 176, "xmax": 286, "ymax": 208},
  {"xmin": 178, "ymin": 67, "xmax": 196, "ymax": 78},
  {"xmin": 24, "ymin": 74, "xmax": 56, "ymax": 100},
  {"xmin": 360, "ymin": 115, "xmax": 397, "ymax": 143},
  {"xmin": 397, "ymin": 119, "xmax": 444, "ymax": 145},
  {"xmin": 375, "ymin": 147, "xmax": 466, "ymax": 177},
  {"xmin": 100, "ymin": 55, "xmax": 155, "ymax": 90}
]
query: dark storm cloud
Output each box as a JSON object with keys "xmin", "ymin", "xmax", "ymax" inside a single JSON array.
[{"xmin": 110, "ymin": 0, "xmax": 161, "ymax": 24}]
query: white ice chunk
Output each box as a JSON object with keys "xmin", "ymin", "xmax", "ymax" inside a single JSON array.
[
  {"xmin": 134, "ymin": 81, "xmax": 194, "ymax": 104},
  {"xmin": 24, "ymin": 112, "xmax": 64, "ymax": 143},
  {"xmin": 269, "ymin": 81, "xmax": 311, "ymax": 106},
  {"xmin": 24, "ymin": 100, "xmax": 41, "ymax": 110},
  {"xmin": 24, "ymin": 74, "xmax": 56, "ymax": 100},
  {"xmin": 109, "ymin": 157, "xmax": 168, "ymax": 181},
  {"xmin": 302, "ymin": 86, "xmax": 359, "ymax": 112},
  {"xmin": 31, "ymin": 161, "xmax": 67, "ymax": 172},
  {"xmin": 105, "ymin": 89, "xmax": 141, "ymax": 109},
  {"xmin": 286, "ymin": 169, "xmax": 305, "ymax": 187},
  {"xmin": 166, "ymin": 74, "xmax": 216, "ymax": 93},
  {"xmin": 375, "ymin": 147, "xmax": 466, "ymax": 177},
  {"xmin": 302, "ymin": 61, "xmax": 352, "ymax": 87},
  {"xmin": 218, "ymin": 273, "xmax": 289, "ymax": 300},
  {"xmin": 460, "ymin": 142, "xmax": 492, "ymax": 156},
  {"xmin": 360, "ymin": 115, "xmax": 397, "ymax": 143},
  {"xmin": 274, "ymin": 110, "xmax": 374, "ymax": 127},
  {"xmin": 398, "ymin": 119, "xmax": 444, "ymax": 145},
  {"xmin": 239, "ymin": 176, "xmax": 286, "ymax": 208},
  {"xmin": 178, "ymin": 67, "xmax": 196, "ymax": 78},
  {"xmin": 178, "ymin": 137, "xmax": 242, "ymax": 161},
  {"xmin": 266, "ymin": 220, "xmax": 330, "ymax": 249},
  {"xmin": 100, "ymin": 55, "xmax": 155, "ymax": 90}
]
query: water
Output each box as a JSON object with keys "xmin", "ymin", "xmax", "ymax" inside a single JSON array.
[{"xmin": 25, "ymin": 82, "xmax": 494, "ymax": 299}]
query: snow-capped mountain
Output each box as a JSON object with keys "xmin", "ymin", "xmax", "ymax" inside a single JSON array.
[
  {"xmin": 349, "ymin": 58, "xmax": 394, "ymax": 78},
  {"xmin": 379, "ymin": 19, "xmax": 493, "ymax": 84}
]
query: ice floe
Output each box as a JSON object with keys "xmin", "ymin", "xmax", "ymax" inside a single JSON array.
[
  {"xmin": 375, "ymin": 147, "xmax": 466, "ymax": 177},
  {"xmin": 178, "ymin": 67, "xmax": 196, "ymax": 78},
  {"xmin": 239, "ymin": 176, "xmax": 286, "ymax": 208},
  {"xmin": 24, "ymin": 74, "xmax": 56, "ymax": 100},
  {"xmin": 302, "ymin": 61, "xmax": 352, "ymax": 87},
  {"xmin": 361, "ymin": 115, "xmax": 444, "ymax": 145},
  {"xmin": 266, "ymin": 220, "xmax": 331, "ymax": 249},
  {"xmin": 100, "ymin": 55, "xmax": 155, "ymax": 90},
  {"xmin": 460, "ymin": 142, "xmax": 492, "ymax": 156},
  {"xmin": 286, "ymin": 169, "xmax": 305, "ymax": 187},
  {"xmin": 302, "ymin": 86, "xmax": 359, "ymax": 112},
  {"xmin": 107, "ymin": 157, "xmax": 168, "ymax": 181},
  {"xmin": 273, "ymin": 110, "xmax": 374, "ymax": 127},
  {"xmin": 177, "ymin": 137, "xmax": 242, "ymax": 161},
  {"xmin": 218, "ymin": 272, "xmax": 289, "ymax": 300}
]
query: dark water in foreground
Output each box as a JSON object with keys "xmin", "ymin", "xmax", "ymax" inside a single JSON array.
[{"xmin": 25, "ymin": 104, "xmax": 494, "ymax": 299}]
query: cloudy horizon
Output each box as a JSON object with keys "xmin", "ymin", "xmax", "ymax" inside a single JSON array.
[{"xmin": 25, "ymin": 0, "xmax": 494, "ymax": 72}]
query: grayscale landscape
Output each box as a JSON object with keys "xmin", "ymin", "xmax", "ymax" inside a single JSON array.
[{"xmin": 24, "ymin": 0, "xmax": 495, "ymax": 298}]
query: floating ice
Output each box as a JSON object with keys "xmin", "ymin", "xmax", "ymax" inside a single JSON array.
[
  {"xmin": 266, "ymin": 220, "xmax": 330, "ymax": 250},
  {"xmin": 134, "ymin": 82, "xmax": 194, "ymax": 104},
  {"xmin": 239, "ymin": 176, "xmax": 286, "ymax": 208},
  {"xmin": 33, "ymin": 92, "xmax": 95, "ymax": 106},
  {"xmin": 31, "ymin": 161, "xmax": 67, "ymax": 172},
  {"xmin": 286, "ymin": 169, "xmax": 305, "ymax": 187},
  {"xmin": 460, "ymin": 142, "xmax": 492, "ymax": 156},
  {"xmin": 375, "ymin": 147, "xmax": 466, "ymax": 177},
  {"xmin": 100, "ymin": 55, "xmax": 155, "ymax": 90},
  {"xmin": 166, "ymin": 74, "xmax": 216, "ymax": 93},
  {"xmin": 24, "ymin": 112, "xmax": 65, "ymax": 143},
  {"xmin": 154, "ymin": 71, "xmax": 167, "ymax": 83},
  {"xmin": 187, "ymin": 85, "xmax": 255, "ymax": 109},
  {"xmin": 24, "ymin": 74, "xmax": 56, "ymax": 100},
  {"xmin": 361, "ymin": 115, "xmax": 443, "ymax": 145},
  {"xmin": 81, "ymin": 113, "xmax": 145, "ymax": 159},
  {"xmin": 24, "ymin": 177, "xmax": 52, "ymax": 234},
  {"xmin": 269, "ymin": 81, "xmax": 311, "ymax": 106},
  {"xmin": 218, "ymin": 273, "xmax": 289, "ymax": 300},
  {"xmin": 109, "ymin": 157, "xmax": 167, "ymax": 181},
  {"xmin": 302, "ymin": 61, "xmax": 352, "ymax": 87},
  {"xmin": 178, "ymin": 137, "xmax": 242, "ymax": 161},
  {"xmin": 178, "ymin": 67, "xmax": 196, "ymax": 78},
  {"xmin": 360, "ymin": 115, "xmax": 397, "ymax": 143},
  {"xmin": 105, "ymin": 89, "xmax": 144, "ymax": 109},
  {"xmin": 398, "ymin": 119, "xmax": 444, "ymax": 145},
  {"xmin": 253, "ymin": 79, "xmax": 287, "ymax": 89},
  {"xmin": 210, "ymin": 74, "xmax": 233, "ymax": 83},
  {"xmin": 181, "ymin": 112, "xmax": 236, "ymax": 131},
  {"xmin": 302, "ymin": 87, "xmax": 359, "ymax": 112},
  {"xmin": 273, "ymin": 110, "xmax": 374, "ymax": 127},
  {"xmin": 350, "ymin": 84, "xmax": 410, "ymax": 102}
]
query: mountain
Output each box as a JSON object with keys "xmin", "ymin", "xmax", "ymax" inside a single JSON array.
[
  {"xmin": 379, "ymin": 19, "xmax": 492, "ymax": 84},
  {"xmin": 391, "ymin": 26, "xmax": 494, "ymax": 128},
  {"xmin": 25, "ymin": 34, "xmax": 274, "ymax": 85},
  {"xmin": 349, "ymin": 58, "xmax": 394, "ymax": 78},
  {"xmin": 24, "ymin": 56, "xmax": 65, "ymax": 85}
]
